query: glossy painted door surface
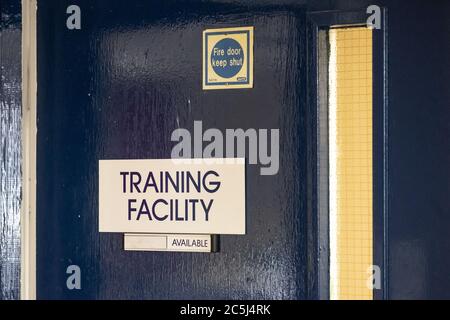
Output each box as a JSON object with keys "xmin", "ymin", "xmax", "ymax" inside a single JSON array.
[
  {"xmin": 0, "ymin": 0, "xmax": 21, "ymax": 300},
  {"xmin": 37, "ymin": 0, "xmax": 307, "ymax": 299}
]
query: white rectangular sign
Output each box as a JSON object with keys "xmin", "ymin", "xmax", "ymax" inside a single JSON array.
[{"xmin": 99, "ymin": 159, "xmax": 246, "ymax": 234}]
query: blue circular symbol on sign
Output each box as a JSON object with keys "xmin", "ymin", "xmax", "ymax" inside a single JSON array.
[{"xmin": 211, "ymin": 38, "xmax": 244, "ymax": 78}]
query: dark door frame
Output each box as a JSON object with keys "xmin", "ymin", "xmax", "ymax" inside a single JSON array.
[{"xmin": 306, "ymin": 7, "xmax": 389, "ymax": 300}]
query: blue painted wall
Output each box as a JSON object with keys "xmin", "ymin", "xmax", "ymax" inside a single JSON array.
[{"xmin": 381, "ymin": 0, "xmax": 450, "ymax": 299}]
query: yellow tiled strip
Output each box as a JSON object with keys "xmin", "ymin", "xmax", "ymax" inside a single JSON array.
[{"xmin": 329, "ymin": 27, "xmax": 373, "ymax": 300}]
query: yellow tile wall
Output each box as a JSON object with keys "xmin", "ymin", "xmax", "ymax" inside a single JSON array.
[{"xmin": 329, "ymin": 27, "xmax": 373, "ymax": 300}]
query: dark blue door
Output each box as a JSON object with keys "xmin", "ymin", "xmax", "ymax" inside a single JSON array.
[{"xmin": 37, "ymin": 0, "xmax": 307, "ymax": 299}]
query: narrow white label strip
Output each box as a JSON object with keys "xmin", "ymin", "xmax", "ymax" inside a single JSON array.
[{"xmin": 124, "ymin": 234, "xmax": 212, "ymax": 252}]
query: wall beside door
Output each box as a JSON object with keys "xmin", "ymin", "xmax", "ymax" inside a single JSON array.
[
  {"xmin": 380, "ymin": 0, "xmax": 450, "ymax": 299},
  {"xmin": 0, "ymin": 0, "xmax": 21, "ymax": 300},
  {"xmin": 309, "ymin": 0, "xmax": 450, "ymax": 299}
]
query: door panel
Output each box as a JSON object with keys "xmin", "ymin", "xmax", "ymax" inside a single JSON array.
[{"xmin": 37, "ymin": 1, "xmax": 307, "ymax": 299}]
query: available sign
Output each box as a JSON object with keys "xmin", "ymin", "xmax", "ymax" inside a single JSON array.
[
  {"xmin": 124, "ymin": 234, "xmax": 215, "ymax": 252},
  {"xmin": 99, "ymin": 159, "xmax": 246, "ymax": 234}
]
